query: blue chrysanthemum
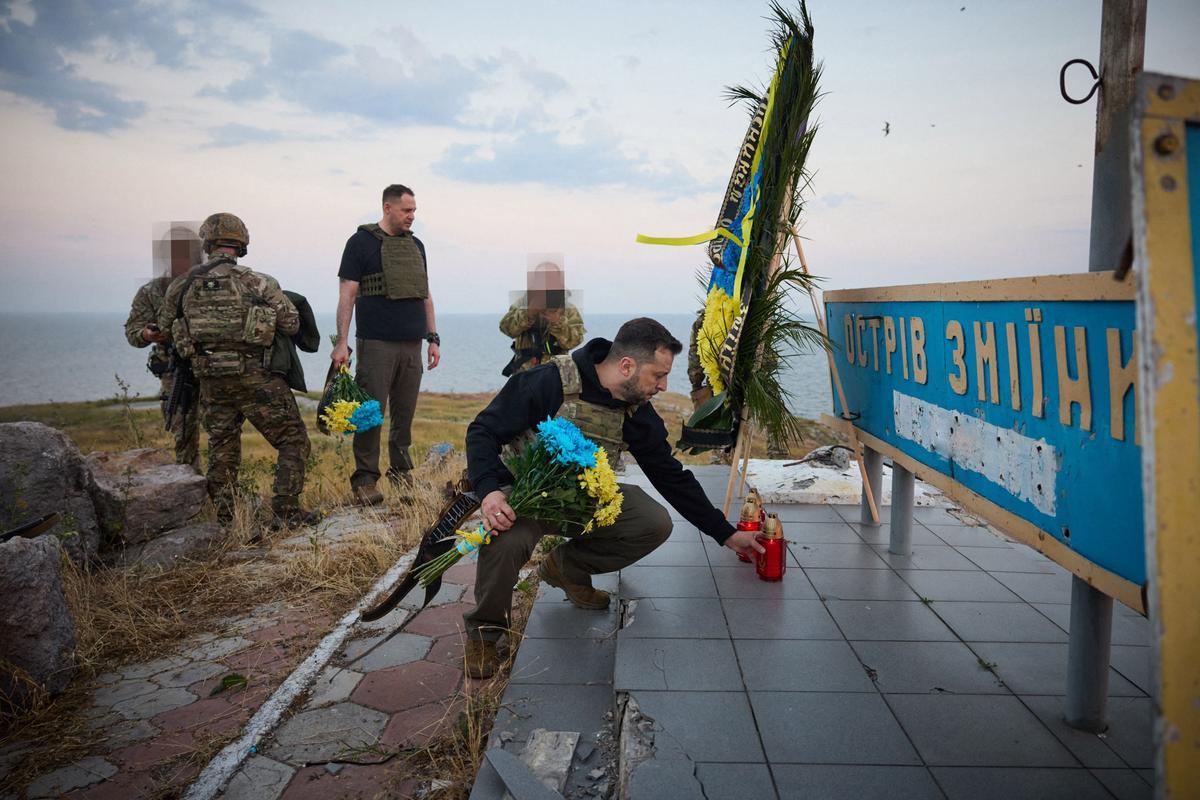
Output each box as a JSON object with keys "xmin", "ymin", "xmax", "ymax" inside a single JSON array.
[
  {"xmin": 348, "ymin": 399, "xmax": 383, "ymax": 434},
  {"xmin": 536, "ymin": 417, "xmax": 598, "ymax": 469}
]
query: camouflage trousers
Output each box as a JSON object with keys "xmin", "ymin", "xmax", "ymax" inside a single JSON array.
[
  {"xmin": 158, "ymin": 374, "xmax": 201, "ymax": 471},
  {"xmin": 199, "ymin": 366, "xmax": 311, "ymax": 513}
]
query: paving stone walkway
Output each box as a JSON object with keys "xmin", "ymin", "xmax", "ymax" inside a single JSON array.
[
  {"xmin": 473, "ymin": 466, "xmax": 1153, "ymax": 800},
  {"xmin": 217, "ymin": 561, "xmax": 481, "ymax": 800}
]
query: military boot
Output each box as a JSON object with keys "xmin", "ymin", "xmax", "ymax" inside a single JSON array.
[
  {"xmin": 270, "ymin": 498, "xmax": 322, "ymax": 529},
  {"xmin": 537, "ymin": 550, "xmax": 610, "ymax": 610},
  {"xmin": 464, "ymin": 639, "xmax": 500, "ymax": 680}
]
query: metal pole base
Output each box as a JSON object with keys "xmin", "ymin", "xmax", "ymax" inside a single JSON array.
[
  {"xmin": 1064, "ymin": 575, "xmax": 1114, "ymax": 732},
  {"xmin": 860, "ymin": 447, "xmax": 883, "ymax": 527},
  {"xmin": 889, "ymin": 464, "xmax": 914, "ymax": 556}
]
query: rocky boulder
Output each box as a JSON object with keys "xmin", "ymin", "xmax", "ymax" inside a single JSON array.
[
  {"xmin": 0, "ymin": 422, "xmax": 101, "ymax": 562},
  {"xmin": 86, "ymin": 448, "xmax": 207, "ymax": 546},
  {"xmin": 114, "ymin": 521, "xmax": 223, "ymax": 570},
  {"xmin": 0, "ymin": 536, "xmax": 76, "ymax": 701}
]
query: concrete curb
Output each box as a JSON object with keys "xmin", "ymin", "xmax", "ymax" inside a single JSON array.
[{"xmin": 181, "ymin": 544, "xmax": 419, "ymax": 800}]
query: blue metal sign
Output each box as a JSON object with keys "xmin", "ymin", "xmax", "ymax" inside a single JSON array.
[{"xmin": 825, "ymin": 275, "xmax": 1142, "ymax": 590}]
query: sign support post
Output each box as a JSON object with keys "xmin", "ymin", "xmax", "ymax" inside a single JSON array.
[{"xmin": 1067, "ymin": 0, "xmax": 1147, "ymax": 734}]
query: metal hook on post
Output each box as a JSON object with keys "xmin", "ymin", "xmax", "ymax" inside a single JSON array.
[{"xmin": 1060, "ymin": 58, "xmax": 1101, "ymax": 104}]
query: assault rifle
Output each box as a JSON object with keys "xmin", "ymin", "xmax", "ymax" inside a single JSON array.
[
  {"xmin": 163, "ymin": 345, "xmax": 196, "ymax": 431},
  {"xmin": 501, "ymin": 322, "xmax": 556, "ymax": 377}
]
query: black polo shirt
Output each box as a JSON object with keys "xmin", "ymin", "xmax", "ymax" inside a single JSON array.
[{"xmin": 338, "ymin": 228, "xmax": 429, "ymax": 342}]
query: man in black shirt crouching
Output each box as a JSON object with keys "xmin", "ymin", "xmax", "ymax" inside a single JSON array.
[{"xmin": 462, "ymin": 317, "xmax": 764, "ymax": 678}]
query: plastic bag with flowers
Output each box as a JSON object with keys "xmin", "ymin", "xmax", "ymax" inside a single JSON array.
[
  {"xmin": 414, "ymin": 417, "xmax": 623, "ymax": 586},
  {"xmin": 318, "ymin": 366, "xmax": 384, "ymax": 436}
]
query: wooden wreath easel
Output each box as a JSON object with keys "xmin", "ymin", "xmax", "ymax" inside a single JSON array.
[{"xmin": 718, "ymin": 229, "xmax": 881, "ymax": 525}]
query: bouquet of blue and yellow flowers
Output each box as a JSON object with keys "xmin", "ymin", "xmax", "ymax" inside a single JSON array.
[
  {"xmin": 318, "ymin": 366, "xmax": 383, "ymax": 435},
  {"xmin": 414, "ymin": 417, "xmax": 623, "ymax": 587}
]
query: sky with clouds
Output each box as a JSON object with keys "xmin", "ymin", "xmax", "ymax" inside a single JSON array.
[{"xmin": 0, "ymin": 0, "xmax": 1196, "ymax": 315}]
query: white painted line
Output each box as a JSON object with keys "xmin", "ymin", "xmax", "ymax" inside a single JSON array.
[
  {"xmin": 182, "ymin": 546, "xmax": 418, "ymax": 800},
  {"xmin": 892, "ymin": 390, "xmax": 1059, "ymax": 516}
]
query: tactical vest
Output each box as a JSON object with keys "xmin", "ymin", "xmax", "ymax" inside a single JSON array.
[
  {"xmin": 356, "ymin": 224, "xmax": 429, "ymax": 300},
  {"xmin": 181, "ymin": 257, "xmax": 276, "ymax": 377},
  {"xmin": 505, "ymin": 355, "xmax": 629, "ymax": 467}
]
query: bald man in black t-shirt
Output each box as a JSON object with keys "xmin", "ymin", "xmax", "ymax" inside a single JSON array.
[{"xmin": 332, "ymin": 184, "xmax": 440, "ymax": 506}]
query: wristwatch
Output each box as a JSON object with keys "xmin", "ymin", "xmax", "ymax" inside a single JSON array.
[{"xmin": 425, "ymin": 331, "xmax": 440, "ymax": 346}]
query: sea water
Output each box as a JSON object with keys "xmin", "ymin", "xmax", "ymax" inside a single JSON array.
[{"xmin": 0, "ymin": 312, "xmax": 833, "ymax": 419}]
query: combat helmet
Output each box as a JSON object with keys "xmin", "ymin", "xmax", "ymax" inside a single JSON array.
[{"xmin": 198, "ymin": 212, "xmax": 249, "ymax": 257}]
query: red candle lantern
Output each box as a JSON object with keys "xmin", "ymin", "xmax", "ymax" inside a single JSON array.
[
  {"xmin": 756, "ymin": 513, "xmax": 787, "ymax": 582},
  {"xmin": 736, "ymin": 497, "xmax": 761, "ymax": 563}
]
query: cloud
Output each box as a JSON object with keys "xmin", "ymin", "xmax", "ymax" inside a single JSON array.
[
  {"xmin": 0, "ymin": 0, "xmax": 254, "ymax": 132},
  {"xmin": 200, "ymin": 27, "xmax": 489, "ymax": 128},
  {"xmin": 203, "ymin": 123, "xmax": 286, "ymax": 148},
  {"xmin": 433, "ymin": 126, "xmax": 712, "ymax": 195}
]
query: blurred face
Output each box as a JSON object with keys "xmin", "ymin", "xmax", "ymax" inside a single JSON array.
[
  {"xmin": 616, "ymin": 347, "xmax": 673, "ymax": 405},
  {"xmin": 383, "ymin": 193, "xmax": 417, "ymax": 232}
]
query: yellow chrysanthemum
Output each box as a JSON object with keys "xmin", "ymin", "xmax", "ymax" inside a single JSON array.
[
  {"xmin": 578, "ymin": 449, "xmax": 620, "ymax": 504},
  {"xmin": 698, "ymin": 286, "xmax": 738, "ymax": 394},
  {"xmin": 320, "ymin": 399, "xmax": 361, "ymax": 434},
  {"xmin": 578, "ymin": 448, "xmax": 623, "ymax": 530}
]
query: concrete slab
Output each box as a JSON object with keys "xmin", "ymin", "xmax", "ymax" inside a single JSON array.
[
  {"xmin": 1032, "ymin": 603, "xmax": 1151, "ymax": 646},
  {"xmin": 778, "ymin": 521, "xmax": 862, "ymax": 544},
  {"xmin": 224, "ymin": 755, "xmax": 296, "ymax": 800},
  {"xmin": 849, "ymin": 640, "xmax": 1008, "ymax": 695},
  {"xmin": 509, "ymin": 637, "xmax": 615, "ymax": 686},
  {"xmin": 618, "ymin": 566, "xmax": 718, "ymax": 598},
  {"xmin": 956, "ymin": 546, "xmax": 1060, "ymax": 574},
  {"xmin": 922, "ymin": 524, "xmax": 1013, "ymax": 548},
  {"xmin": 895, "ymin": 570, "xmax": 1020, "ymax": 602},
  {"xmin": 694, "ymin": 763, "xmax": 777, "ymax": 800},
  {"xmin": 871, "ymin": 545, "xmax": 982, "ymax": 571},
  {"xmin": 615, "ymin": 638, "xmax": 742, "ymax": 691},
  {"xmin": 522, "ymin": 602, "xmax": 619, "ymax": 639},
  {"xmin": 851, "ymin": 523, "xmax": 946, "ymax": 546},
  {"xmin": 305, "ymin": 667, "xmax": 364, "ymax": 709},
  {"xmin": 489, "ymin": 684, "xmax": 613, "ymax": 748},
  {"xmin": 788, "ymin": 543, "xmax": 889, "ymax": 570},
  {"xmin": 111, "ymin": 686, "xmax": 198, "ymax": 720},
  {"xmin": 710, "ymin": 566, "xmax": 819, "ymax": 599},
  {"xmin": 931, "ymin": 766, "xmax": 1112, "ymax": 799},
  {"xmin": 1089, "ymin": 768, "xmax": 1154, "ymax": 800},
  {"xmin": 618, "ymin": 598, "xmax": 729, "ymax": 639},
  {"xmin": 633, "ymin": 541, "xmax": 709, "ymax": 567},
  {"xmin": 1018, "ymin": 695, "xmax": 1127, "ymax": 769},
  {"xmin": 152, "ymin": 660, "xmax": 226, "ymax": 689},
  {"xmin": 987, "ymin": 571, "xmax": 1073, "ymax": 604},
  {"xmin": 771, "ymin": 765, "xmax": 943, "ymax": 800},
  {"xmin": 824, "ymin": 600, "xmax": 958, "ymax": 642},
  {"xmin": 969, "ymin": 642, "xmax": 1145, "ymax": 697},
  {"xmin": 749, "ymin": 691, "xmax": 921, "ymax": 765},
  {"xmin": 722, "ymin": 598, "xmax": 842, "ymax": 640},
  {"xmin": 887, "ymin": 694, "xmax": 1076, "ymax": 766},
  {"xmin": 630, "ymin": 690, "xmax": 763, "ymax": 763},
  {"xmin": 348, "ymin": 632, "xmax": 432, "ymax": 672},
  {"xmin": 734, "ymin": 639, "xmax": 875, "ymax": 692},
  {"xmin": 932, "ymin": 602, "xmax": 1069, "ymax": 643},
  {"xmin": 805, "ymin": 568, "xmax": 920, "ymax": 601},
  {"xmin": 24, "ymin": 756, "xmax": 117, "ymax": 798},
  {"xmin": 1110, "ymin": 645, "xmax": 1152, "ymax": 694},
  {"xmin": 627, "ymin": 756, "xmax": 706, "ymax": 800},
  {"xmin": 266, "ymin": 702, "xmax": 390, "ymax": 764}
]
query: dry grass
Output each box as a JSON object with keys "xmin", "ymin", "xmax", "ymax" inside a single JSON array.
[{"xmin": 375, "ymin": 572, "xmax": 541, "ymax": 800}]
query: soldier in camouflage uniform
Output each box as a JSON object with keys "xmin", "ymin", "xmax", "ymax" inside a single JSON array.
[
  {"xmin": 159, "ymin": 213, "xmax": 316, "ymax": 527},
  {"xmin": 498, "ymin": 259, "xmax": 585, "ymax": 376},
  {"xmin": 124, "ymin": 270, "xmax": 201, "ymax": 469}
]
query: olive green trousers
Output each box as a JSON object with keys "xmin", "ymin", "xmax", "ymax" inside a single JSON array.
[{"xmin": 463, "ymin": 484, "xmax": 673, "ymax": 642}]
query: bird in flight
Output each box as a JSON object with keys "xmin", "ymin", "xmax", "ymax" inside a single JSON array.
[{"xmin": 883, "ymin": 121, "xmax": 891, "ymax": 136}]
